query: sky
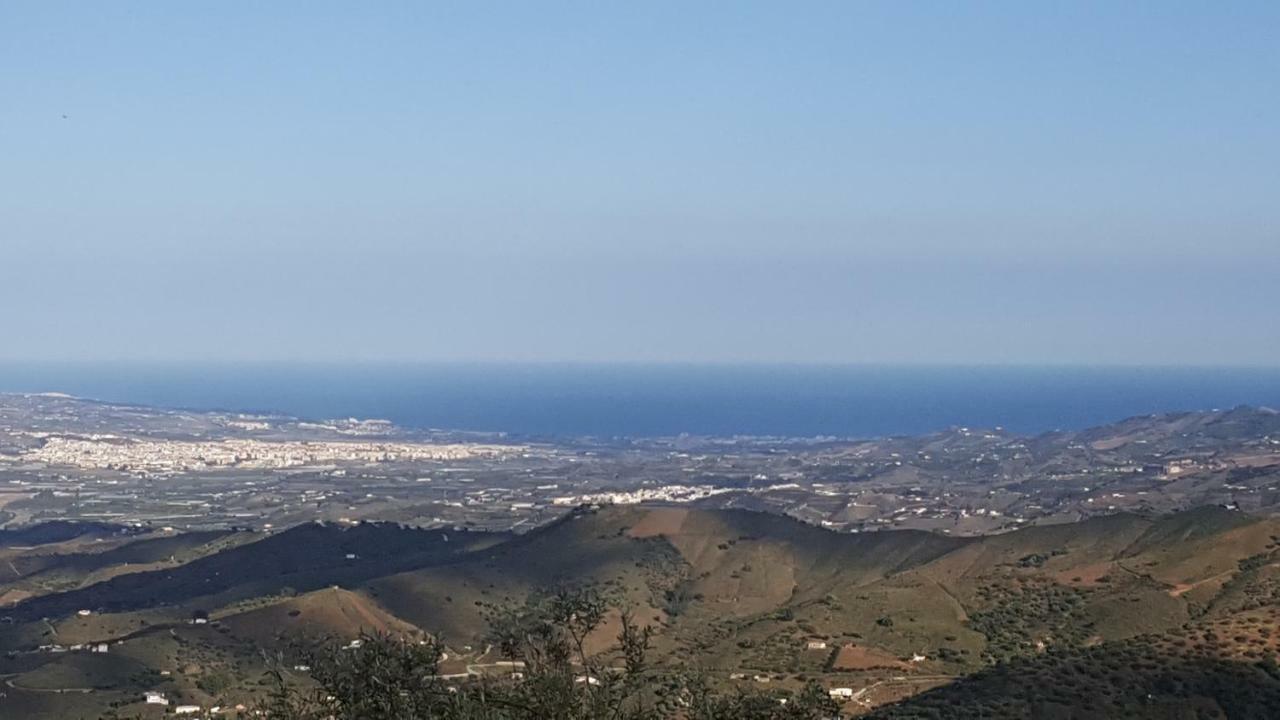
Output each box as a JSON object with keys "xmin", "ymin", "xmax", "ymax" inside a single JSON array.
[{"xmin": 2, "ymin": 1, "xmax": 1278, "ymax": 365}]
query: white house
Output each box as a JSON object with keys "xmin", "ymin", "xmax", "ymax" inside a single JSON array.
[{"xmin": 144, "ymin": 692, "xmax": 168, "ymax": 705}]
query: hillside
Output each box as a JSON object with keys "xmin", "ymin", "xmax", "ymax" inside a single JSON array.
[
  {"xmin": 1, "ymin": 505, "xmax": 1279, "ymax": 717},
  {"xmin": 219, "ymin": 586, "xmax": 423, "ymax": 646},
  {"xmin": 868, "ymin": 606, "xmax": 1280, "ymax": 718},
  {"xmin": 2, "ymin": 521, "xmax": 507, "ymax": 622},
  {"xmin": 0, "ymin": 520, "xmax": 136, "ymax": 548}
]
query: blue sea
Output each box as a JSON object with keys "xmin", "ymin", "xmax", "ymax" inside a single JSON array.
[{"xmin": 2, "ymin": 363, "xmax": 1280, "ymax": 439}]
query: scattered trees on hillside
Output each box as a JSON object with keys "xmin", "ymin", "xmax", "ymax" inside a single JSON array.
[{"xmin": 258, "ymin": 586, "xmax": 841, "ymax": 720}]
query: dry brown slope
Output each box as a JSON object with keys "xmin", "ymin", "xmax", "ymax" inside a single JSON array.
[{"xmin": 220, "ymin": 586, "xmax": 422, "ymax": 646}]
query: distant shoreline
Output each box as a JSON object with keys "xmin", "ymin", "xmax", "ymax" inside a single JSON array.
[{"xmin": 3, "ymin": 363, "xmax": 1280, "ymax": 439}]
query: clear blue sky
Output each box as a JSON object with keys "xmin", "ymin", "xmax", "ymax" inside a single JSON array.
[{"xmin": 3, "ymin": 2, "xmax": 1277, "ymax": 364}]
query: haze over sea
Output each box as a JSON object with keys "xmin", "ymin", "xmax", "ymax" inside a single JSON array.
[{"xmin": 4, "ymin": 364, "xmax": 1280, "ymax": 440}]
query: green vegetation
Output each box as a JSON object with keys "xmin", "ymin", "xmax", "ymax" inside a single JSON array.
[
  {"xmin": 259, "ymin": 587, "xmax": 840, "ymax": 720},
  {"xmin": 968, "ymin": 579, "xmax": 1095, "ymax": 664},
  {"xmin": 869, "ymin": 633, "xmax": 1280, "ymax": 719},
  {"xmin": 1015, "ymin": 548, "xmax": 1067, "ymax": 568}
]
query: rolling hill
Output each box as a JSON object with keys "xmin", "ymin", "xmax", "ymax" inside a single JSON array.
[{"xmin": 2, "ymin": 504, "xmax": 1280, "ymax": 717}]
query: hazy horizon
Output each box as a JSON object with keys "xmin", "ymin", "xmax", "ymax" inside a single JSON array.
[
  {"xmin": 4, "ymin": 359, "xmax": 1280, "ymax": 370},
  {"xmin": 4, "ymin": 2, "xmax": 1278, "ymax": 365}
]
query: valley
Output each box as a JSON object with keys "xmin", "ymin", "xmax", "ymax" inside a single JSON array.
[
  {"xmin": 1, "ymin": 395, "xmax": 1280, "ymax": 717},
  {"xmin": 3, "ymin": 394, "xmax": 1280, "ymax": 538}
]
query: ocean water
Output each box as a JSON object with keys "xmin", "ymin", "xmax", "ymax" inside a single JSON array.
[{"xmin": 3, "ymin": 363, "xmax": 1280, "ymax": 439}]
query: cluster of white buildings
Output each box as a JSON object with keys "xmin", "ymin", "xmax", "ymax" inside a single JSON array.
[
  {"xmin": 37, "ymin": 642, "xmax": 109, "ymax": 654},
  {"xmin": 551, "ymin": 484, "xmax": 736, "ymax": 506},
  {"xmin": 145, "ymin": 692, "xmax": 245, "ymax": 716},
  {"xmin": 14, "ymin": 436, "xmax": 523, "ymax": 473},
  {"xmin": 143, "ymin": 692, "xmax": 208, "ymax": 714},
  {"xmin": 550, "ymin": 482, "xmax": 807, "ymax": 507}
]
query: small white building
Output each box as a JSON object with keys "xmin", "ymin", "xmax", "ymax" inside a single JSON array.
[
  {"xmin": 806, "ymin": 640, "xmax": 827, "ymax": 650},
  {"xmin": 144, "ymin": 692, "xmax": 169, "ymax": 705},
  {"xmin": 175, "ymin": 705, "xmax": 201, "ymax": 715},
  {"xmin": 829, "ymin": 687, "xmax": 854, "ymax": 699}
]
